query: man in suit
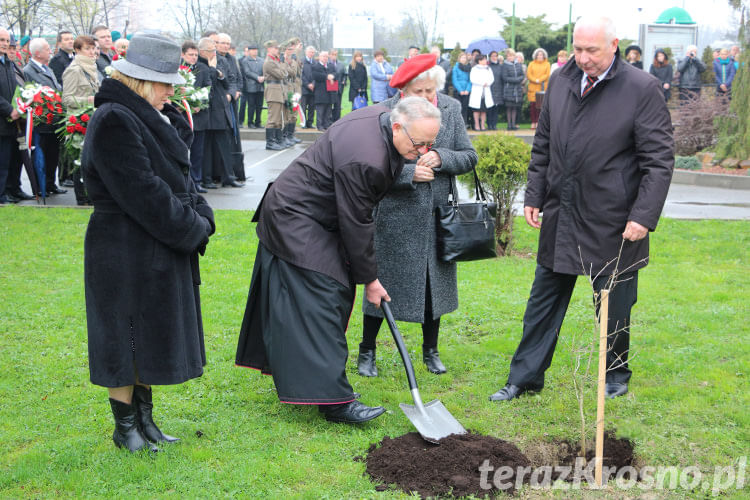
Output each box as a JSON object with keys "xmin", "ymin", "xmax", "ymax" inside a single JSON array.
[
  {"xmin": 23, "ymin": 38, "xmax": 67, "ymax": 196},
  {"xmin": 488, "ymin": 16, "xmax": 673, "ymax": 403},
  {"xmin": 329, "ymin": 49, "xmax": 347, "ymax": 122},
  {"xmin": 300, "ymin": 45, "xmax": 316, "ymax": 128},
  {"xmin": 0, "ymin": 28, "xmax": 22, "ymax": 204},
  {"xmin": 92, "ymin": 25, "xmax": 113, "ymax": 79},
  {"xmin": 239, "ymin": 44, "xmax": 264, "ymax": 128},
  {"xmin": 181, "ymin": 41, "xmax": 207, "ymax": 193},
  {"xmin": 49, "ymin": 30, "xmax": 74, "ymax": 86},
  {"xmin": 198, "ymin": 37, "xmax": 242, "ymax": 188},
  {"xmin": 312, "ymin": 51, "xmax": 336, "ymax": 131}
]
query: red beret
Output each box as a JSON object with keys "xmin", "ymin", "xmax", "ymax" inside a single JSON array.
[{"xmin": 389, "ymin": 53, "xmax": 436, "ymax": 89}]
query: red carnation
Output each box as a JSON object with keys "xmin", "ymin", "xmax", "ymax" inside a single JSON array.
[
  {"xmin": 81, "ymin": 128, "xmax": 87, "ymax": 135},
  {"xmin": 33, "ymin": 93, "xmax": 43, "ymax": 104},
  {"xmin": 34, "ymin": 106, "xmax": 43, "ymax": 116},
  {"xmin": 47, "ymin": 102, "xmax": 54, "ymax": 111},
  {"xmin": 81, "ymin": 114, "xmax": 90, "ymax": 122},
  {"xmin": 74, "ymin": 124, "xmax": 84, "ymax": 133},
  {"xmin": 66, "ymin": 125, "xmax": 75, "ymax": 133},
  {"xmin": 55, "ymin": 105, "xmax": 62, "ymax": 113},
  {"xmin": 55, "ymin": 94, "xmax": 61, "ymax": 102},
  {"xmin": 69, "ymin": 115, "xmax": 77, "ymax": 123}
]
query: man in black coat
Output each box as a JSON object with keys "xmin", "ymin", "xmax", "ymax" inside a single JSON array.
[
  {"xmin": 92, "ymin": 25, "xmax": 114, "ymax": 79},
  {"xmin": 49, "ymin": 30, "xmax": 74, "ymax": 86},
  {"xmin": 236, "ymin": 97, "xmax": 441, "ymax": 424},
  {"xmin": 312, "ymin": 51, "xmax": 336, "ymax": 130},
  {"xmin": 329, "ymin": 49, "xmax": 347, "ymax": 122},
  {"xmin": 0, "ymin": 28, "xmax": 21, "ymax": 204},
  {"xmin": 300, "ymin": 45, "xmax": 316, "ymax": 128},
  {"xmin": 239, "ymin": 44, "xmax": 264, "ymax": 128},
  {"xmin": 23, "ymin": 38, "xmax": 67, "ymax": 196},
  {"xmin": 182, "ymin": 41, "xmax": 208, "ymax": 193},
  {"xmin": 197, "ymin": 37, "xmax": 241, "ymax": 189},
  {"xmin": 216, "ymin": 33, "xmax": 245, "ymax": 182},
  {"xmin": 489, "ymin": 16, "xmax": 673, "ymax": 403}
]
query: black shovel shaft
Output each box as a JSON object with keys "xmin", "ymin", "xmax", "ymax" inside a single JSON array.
[{"xmin": 382, "ymin": 301, "xmax": 419, "ymax": 392}]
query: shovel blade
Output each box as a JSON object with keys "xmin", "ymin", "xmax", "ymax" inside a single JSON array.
[{"xmin": 399, "ymin": 399, "xmax": 467, "ymax": 444}]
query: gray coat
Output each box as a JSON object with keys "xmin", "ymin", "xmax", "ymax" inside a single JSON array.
[
  {"xmin": 363, "ymin": 92, "xmax": 478, "ymax": 322},
  {"xmin": 240, "ymin": 55, "xmax": 264, "ymax": 93}
]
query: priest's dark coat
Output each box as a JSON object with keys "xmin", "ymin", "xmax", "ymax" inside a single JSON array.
[
  {"xmin": 82, "ymin": 79, "xmax": 215, "ymax": 388},
  {"xmin": 236, "ymin": 105, "xmax": 404, "ymax": 404}
]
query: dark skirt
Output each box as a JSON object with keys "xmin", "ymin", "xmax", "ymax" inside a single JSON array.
[{"xmin": 235, "ymin": 243, "xmax": 357, "ymax": 405}]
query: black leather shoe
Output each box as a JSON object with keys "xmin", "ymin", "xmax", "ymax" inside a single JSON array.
[
  {"xmin": 3, "ymin": 192, "xmax": 20, "ymax": 203},
  {"xmin": 423, "ymin": 347, "xmax": 447, "ymax": 374},
  {"xmin": 132, "ymin": 385, "xmax": 179, "ymax": 443},
  {"xmin": 195, "ymin": 184, "xmax": 208, "ymax": 193},
  {"xmin": 222, "ymin": 180, "xmax": 243, "ymax": 188},
  {"xmin": 605, "ymin": 382, "xmax": 628, "ymax": 399},
  {"xmin": 357, "ymin": 348, "xmax": 378, "ymax": 377},
  {"xmin": 9, "ymin": 189, "xmax": 34, "ymax": 200},
  {"xmin": 47, "ymin": 185, "xmax": 67, "ymax": 194},
  {"xmin": 319, "ymin": 400, "xmax": 386, "ymax": 423},
  {"xmin": 202, "ymin": 182, "xmax": 219, "ymax": 189},
  {"xmin": 109, "ymin": 398, "xmax": 158, "ymax": 452},
  {"xmin": 61, "ymin": 179, "xmax": 75, "ymax": 187},
  {"xmin": 489, "ymin": 382, "xmax": 546, "ymax": 401}
]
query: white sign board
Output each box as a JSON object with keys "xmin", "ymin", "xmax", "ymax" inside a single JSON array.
[{"xmin": 333, "ymin": 15, "xmax": 374, "ymax": 49}]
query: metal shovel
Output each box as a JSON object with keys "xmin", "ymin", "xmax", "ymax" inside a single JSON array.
[{"xmin": 382, "ymin": 300, "xmax": 467, "ymax": 444}]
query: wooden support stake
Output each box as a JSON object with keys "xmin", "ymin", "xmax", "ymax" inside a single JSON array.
[{"xmin": 595, "ymin": 288, "xmax": 609, "ymax": 487}]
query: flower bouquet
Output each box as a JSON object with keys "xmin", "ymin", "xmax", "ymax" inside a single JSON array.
[
  {"xmin": 171, "ymin": 65, "xmax": 211, "ymax": 128},
  {"xmin": 287, "ymin": 91, "xmax": 305, "ymax": 127},
  {"xmin": 10, "ymin": 83, "xmax": 65, "ymax": 148},
  {"xmin": 56, "ymin": 105, "xmax": 94, "ymax": 168}
]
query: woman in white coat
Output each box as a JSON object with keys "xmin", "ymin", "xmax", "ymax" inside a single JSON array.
[{"xmin": 469, "ymin": 54, "xmax": 494, "ymax": 130}]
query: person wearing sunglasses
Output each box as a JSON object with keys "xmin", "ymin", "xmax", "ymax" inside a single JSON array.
[{"xmin": 357, "ymin": 54, "xmax": 478, "ymax": 378}]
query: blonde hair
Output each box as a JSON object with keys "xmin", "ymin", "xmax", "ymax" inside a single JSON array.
[{"xmin": 109, "ymin": 70, "xmax": 157, "ymax": 104}]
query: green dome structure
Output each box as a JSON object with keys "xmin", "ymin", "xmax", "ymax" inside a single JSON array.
[{"xmin": 655, "ymin": 6, "xmax": 696, "ymax": 25}]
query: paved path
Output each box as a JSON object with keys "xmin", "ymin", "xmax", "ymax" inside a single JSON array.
[{"xmin": 10, "ymin": 140, "xmax": 750, "ymax": 220}]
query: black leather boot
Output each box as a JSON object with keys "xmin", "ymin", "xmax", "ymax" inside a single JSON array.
[
  {"xmin": 132, "ymin": 385, "xmax": 179, "ymax": 444},
  {"xmin": 280, "ymin": 126, "xmax": 295, "ymax": 147},
  {"xmin": 275, "ymin": 128, "xmax": 290, "ymax": 148},
  {"xmin": 357, "ymin": 348, "xmax": 378, "ymax": 377},
  {"xmin": 286, "ymin": 124, "xmax": 302, "ymax": 144},
  {"xmin": 319, "ymin": 400, "xmax": 386, "ymax": 423},
  {"xmin": 423, "ymin": 347, "xmax": 447, "ymax": 374},
  {"xmin": 109, "ymin": 398, "xmax": 158, "ymax": 452},
  {"xmin": 265, "ymin": 128, "xmax": 283, "ymax": 150}
]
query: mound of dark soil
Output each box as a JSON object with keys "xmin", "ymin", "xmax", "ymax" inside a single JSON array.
[
  {"xmin": 362, "ymin": 431, "xmax": 637, "ymax": 498},
  {"xmin": 363, "ymin": 432, "xmax": 530, "ymax": 497}
]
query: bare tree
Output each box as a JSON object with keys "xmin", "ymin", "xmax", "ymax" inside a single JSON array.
[
  {"xmin": 398, "ymin": 0, "xmax": 439, "ymax": 49},
  {"xmin": 1, "ymin": 0, "xmax": 45, "ymax": 37},
  {"xmin": 171, "ymin": 0, "xmax": 216, "ymax": 40},
  {"xmin": 47, "ymin": 0, "xmax": 121, "ymax": 35}
]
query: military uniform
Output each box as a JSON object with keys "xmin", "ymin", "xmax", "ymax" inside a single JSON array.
[
  {"xmin": 281, "ymin": 38, "xmax": 303, "ymax": 146},
  {"xmin": 263, "ymin": 40, "xmax": 288, "ymax": 150}
]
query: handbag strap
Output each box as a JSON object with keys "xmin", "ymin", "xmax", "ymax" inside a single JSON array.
[{"xmin": 447, "ymin": 167, "xmax": 488, "ymax": 205}]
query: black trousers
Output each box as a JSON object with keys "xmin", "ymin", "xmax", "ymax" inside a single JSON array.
[
  {"xmin": 507, "ymin": 264, "xmax": 637, "ymax": 389},
  {"xmin": 240, "ymin": 91, "xmax": 264, "ymax": 126},
  {"xmin": 202, "ymin": 129, "xmax": 235, "ymax": 184},
  {"xmin": 35, "ymin": 132, "xmax": 61, "ymax": 189},
  {"xmin": 189, "ymin": 130, "xmax": 205, "ymax": 184},
  {"xmin": 0, "ymin": 135, "xmax": 14, "ymax": 197},
  {"xmin": 486, "ymin": 104, "xmax": 501, "ymax": 129},
  {"xmin": 457, "ymin": 94, "xmax": 470, "ymax": 126},
  {"xmin": 300, "ymin": 93, "xmax": 315, "ymax": 127},
  {"xmin": 315, "ymin": 103, "xmax": 331, "ymax": 130},
  {"xmin": 332, "ymin": 92, "xmax": 343, "ymax": 122}
]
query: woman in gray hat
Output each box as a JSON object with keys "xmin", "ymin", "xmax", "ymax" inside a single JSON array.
[{"xmin": 81, "ymin": 33, "xmax": 215, "ymax": 453}]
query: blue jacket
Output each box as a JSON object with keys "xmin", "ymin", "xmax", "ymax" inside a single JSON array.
[
  {"xmin": 713, "ymin": 58, "xmax": 736, "ymax": 90},
  {"xmin": 451, "ymin": 63, "xmax": 471, "ymax": 93},
  {"xmin": 370, "ymin": 60, "xmax": 394, "ymax": 102}
]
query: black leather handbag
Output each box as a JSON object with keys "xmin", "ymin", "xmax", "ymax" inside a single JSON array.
[{"xmin": 435, "ymin": 168, "xmax": 497, "ymax": 263}]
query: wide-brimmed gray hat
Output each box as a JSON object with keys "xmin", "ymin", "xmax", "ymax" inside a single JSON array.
[{"xmin": 112, "ymin": 33, "xmax": 185, "ymax": 85}]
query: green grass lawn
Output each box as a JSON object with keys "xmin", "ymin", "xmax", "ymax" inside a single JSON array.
[{"xmin": 0, "ymin": 207, "xmax": 748, "ymax": 498}]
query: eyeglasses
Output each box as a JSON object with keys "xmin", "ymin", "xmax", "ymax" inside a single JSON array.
[{"xmin": 402, "ymin": 126, "xmax": 433, "ymax": 153}]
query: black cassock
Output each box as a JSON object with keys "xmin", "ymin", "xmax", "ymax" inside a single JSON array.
[{"xmin": 236, "ymin": 106, "xmax": 403, "ymax": 404}]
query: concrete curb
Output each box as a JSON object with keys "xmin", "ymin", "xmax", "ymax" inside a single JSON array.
[{"xmin": 240, "ymin": 129, "xmax": 749, "ymax": 189}]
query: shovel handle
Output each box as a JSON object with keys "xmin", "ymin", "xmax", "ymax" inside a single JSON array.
[{"xmin": 382, "ymin": 301, "xmax": 419, "ymax": 392}]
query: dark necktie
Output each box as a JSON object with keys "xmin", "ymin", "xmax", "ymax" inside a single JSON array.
[{"xmin": 582, "ymin": 75, "xmax": 597, "ymax": 96}]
